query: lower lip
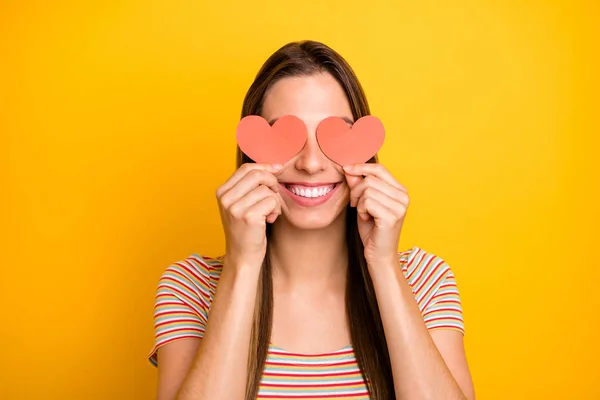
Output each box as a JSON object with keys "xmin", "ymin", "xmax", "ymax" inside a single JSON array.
[{"xmin": 281, "ymin": 183, "xmax": 341, "ymax": 207}]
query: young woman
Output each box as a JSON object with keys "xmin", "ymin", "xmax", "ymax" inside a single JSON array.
[{"xmin": 148, "ymin": 40, "xmax": 475, "ymax": 400}]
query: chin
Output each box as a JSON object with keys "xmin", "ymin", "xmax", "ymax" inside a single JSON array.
[{"xmin": 281, "ymin": 208, "xmax": 344, "ymax": 230}]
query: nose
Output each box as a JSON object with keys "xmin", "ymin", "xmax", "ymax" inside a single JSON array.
[{"xmin": 293, "ymin": 130, "xmax": 328, "ymax": 174}]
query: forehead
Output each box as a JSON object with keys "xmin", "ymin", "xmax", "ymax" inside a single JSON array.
[{"xmin": 261, "ymin": 73, "xmax": 354, "ymax": 128}]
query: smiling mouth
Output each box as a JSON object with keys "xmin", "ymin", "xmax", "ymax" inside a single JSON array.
[{"xmin": 283, "ymin": 183, "xmax": 340, "ymax": 199}]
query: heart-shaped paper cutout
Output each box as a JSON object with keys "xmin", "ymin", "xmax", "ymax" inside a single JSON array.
[
  {"xmin": 316, "ymin": 115, "xmax": 385, "ymax": 165},
  {"xmin": 236, "ymin": 115, "xmax": 307, "ymax": 164}
]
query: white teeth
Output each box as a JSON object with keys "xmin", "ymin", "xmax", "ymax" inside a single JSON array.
[{"xmin": 286, "ymin": 184, "xmax": 335, "ymax": 199}]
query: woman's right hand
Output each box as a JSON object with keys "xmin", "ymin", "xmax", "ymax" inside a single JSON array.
[{"xmin": 216, "ymin": 163, "xmax": 284, "ymax": 268}]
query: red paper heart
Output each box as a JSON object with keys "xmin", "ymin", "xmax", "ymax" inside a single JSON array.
[
  {"xmin": 236, "ymin": 115, "xmax": 307, "ymax": 164},
  {"xmin": 316, "ymin": 116, "xmax": 385, "ymax": 165}
]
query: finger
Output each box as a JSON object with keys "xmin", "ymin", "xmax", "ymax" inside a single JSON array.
[
  {"xmin": 220, "ymin": 168, "xmax": 281, "ymax": 208},
  {"xmin": 356, "ymin": 186, "xmax": 407, "ymax": 225},
  {"xmin": 343, "ymin": 164, "xmax": 407, "ymax": 193},
  {"xmin": 349, "ymin": 175, "xmax": 409, "ymax": 208},
  {"xmin": 344, "ymin": 174, "xmax": 362, "ymax": 191},
  {"xmin": 244, "ymin": 195, "xmax": 281, "ymax": 225},
  {"xmin": 266, "ymin": 192, "xmax": 285, "ymax": 224},
  {"xmin": 266, "ymin": 211, "xmax": 280, "ymax": 224},
  {"xmin": 217, "ymin": 163, "xmax": 283, "ymax": 198},
  {"xmin": 228, "ymin": 185, "xmax": 281, "ymax": 219}
]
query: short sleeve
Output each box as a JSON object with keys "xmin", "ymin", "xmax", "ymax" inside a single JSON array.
[
  {"xmin": 148, "ymin": 255, "xmax": 216, "ymax": 367},
  {"xmin": 401, "ymin": 247, "xmax": 465, "ymax": 335}
]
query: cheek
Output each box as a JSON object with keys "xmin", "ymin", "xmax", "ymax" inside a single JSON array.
[{"xmin": 336, "ymin": 182, "xmax": 351, "ymax": 204}]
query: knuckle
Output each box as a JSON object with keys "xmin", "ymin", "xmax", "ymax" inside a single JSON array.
[
  {"xmin": 216, "ymin": 184, "xmax": 227, "ymax": 199},
  {"xmin": 249, "ymin": 169, "xmax": 264, "ymax": 180},
  {"xmin": 229, "ymin": 204, "xmax": 243, "ymax": 219},
  {"xmin": 243, "ymin": 212, "xmax": 260, "ymax": 225},
  {"xmin": 398, "ymin": 204, "xmax": 407, "ymax": 215},
  {"xmin": 219, "ymin": 195, "xmax": 231, "ymax": 209},
  {"xmin": 264, "ymin": 195, "xmax": 276, "ymax": 208},
  {"xmin": 240, "ymin": 163, "xmax": 253, "ymax": 172},
  {"xmin": 258, "ymin": 185, "xmax": 272, "ymax": 196}
]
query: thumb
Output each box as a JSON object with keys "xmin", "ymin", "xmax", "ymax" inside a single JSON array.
[{"xmin": 344, "ymin": 173, "xmax": 362, "ymax": 190}]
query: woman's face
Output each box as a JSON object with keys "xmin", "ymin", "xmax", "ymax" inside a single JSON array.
[{"xmin": 261, "ymin": 72, "xmax": 353, "ymax": 230}]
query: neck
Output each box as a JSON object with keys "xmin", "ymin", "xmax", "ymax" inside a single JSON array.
[{"xmin": 269, "ymin": 210, "xmax": 349, "ymax": 290}]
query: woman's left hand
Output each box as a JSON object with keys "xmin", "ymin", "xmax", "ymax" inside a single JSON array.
[{"xmin": 343, "ymin": 163, "xmax": 409, "ymax": 268}]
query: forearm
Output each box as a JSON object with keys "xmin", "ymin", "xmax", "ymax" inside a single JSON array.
[
  {"xmin": 176, "ymin": 263, "xmax": 261, "ymax": 400},
  {"xmin": 370, "ymin": 261, "xmax": 465, "ymax": 400}
]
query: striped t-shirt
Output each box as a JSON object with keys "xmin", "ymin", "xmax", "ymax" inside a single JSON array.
[{"xmin": 148, "ymin": 246, "xmax": 465, "ymax": 399}]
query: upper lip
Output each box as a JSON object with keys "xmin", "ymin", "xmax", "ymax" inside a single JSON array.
[{"xmin": 280, "ymin": 182, "xmax": 341, "ymax": 187}]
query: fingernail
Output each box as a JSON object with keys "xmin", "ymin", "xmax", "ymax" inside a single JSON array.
[{"xmin": 272, "ymin": 164, "xmax": 283, "ymax": 170}]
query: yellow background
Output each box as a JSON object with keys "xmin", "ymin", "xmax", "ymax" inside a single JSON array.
[{"xmin": 1, "ymin": 0, "xmax": 598, "ymax": 398}]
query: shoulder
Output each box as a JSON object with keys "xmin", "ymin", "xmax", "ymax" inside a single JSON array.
[
  {"xmin": 156, "ymin": 254, "xmax": 225, "ymax": 306},
  {"xmin": 161, "ymin": 254, "xmax": 224, "ymax": 282},
  {"xmin": 397, "ymin": 246, "xmax": 461, "ymax": 309},
  {"xmin": 398, "ymin": 246, "xmax": 456, "ymax": 283},
  {"xmin": 149, "ymin": 254, "xmax": 225, "ymax": 366}
]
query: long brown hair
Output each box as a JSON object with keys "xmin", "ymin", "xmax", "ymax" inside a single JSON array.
[{"xmin": 237, "ymin": 40, "xmax": 395, "ymax": 399}]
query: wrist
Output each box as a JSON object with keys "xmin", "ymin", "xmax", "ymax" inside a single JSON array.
[
  {"xmin": 366, "ymin": 257, "xmax": 402, "ymax": 280},
  {"xmin": 224, "ymin": 253, "xmax": 264, "ymax": 271},
  {"xmin": 221, "ymin": 258, "xmax": 263, "ymax": 293},
  {"xmin": 366, "ymin": 254, "xmax": 400, "ymax": 271}
]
